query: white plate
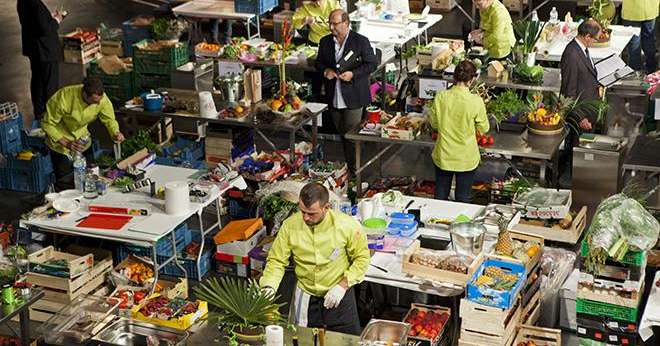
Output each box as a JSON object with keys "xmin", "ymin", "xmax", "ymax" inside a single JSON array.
[
  {"xmin": 59, "ymin": 189, "xmax": 83, "ymax": 200},
  {"xmin": 53, "ymin": 198, "xmax": 80, "ymax": 213}
]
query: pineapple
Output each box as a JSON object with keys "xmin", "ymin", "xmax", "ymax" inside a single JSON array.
[
  {"xmin": 474, "ymin": 275, "xmax": 495, "ymax": 287},
  {"xmin": 484, "ymin": 266, "xmax": 505, "ymax": 278},
  {"xmin": 495, "ymin": 216, "xmax": 514, "ymax": 256}
]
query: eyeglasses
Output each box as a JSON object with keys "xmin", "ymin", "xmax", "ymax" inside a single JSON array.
[{"xmin": 329, "ymin": 20, "xmax": 346, "ymax": 27}]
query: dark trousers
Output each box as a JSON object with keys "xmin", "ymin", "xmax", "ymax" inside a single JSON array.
[
  {"xmin": 306, "ymin": 288, "xmax": 361, "ymax": 335},
  {"xmin": 329, "ymin": 107, "xmax": 363, "ymax": 174},
  {"xmin": 434, "ymin": 166, "xmax": 476, "ymax": 203},
  {"xmin": 622, "ymin": 19, "xmax": 657, "ymax": 72},
  {"xmin": 28, "ymin": 57, "xmax": 59, "ymax": 120},
  {"xmin": 51, "ymin": 148, "xmax": 93, "ymax": 192}
]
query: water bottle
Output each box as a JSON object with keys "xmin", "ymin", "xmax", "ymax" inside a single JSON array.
[
  {"xmin": 549, "ymin": 7, "xmax": 559, "ymax": 24},
  {"xmin": 73, "ymin": 152, "xmax": 87, "ymax": 192},
  {"xmin": 339, "ymin": 194, "xmax": 352, "ymax": 215},
  {"xmin": 340, "ymin": 0, "xmax": 348, "ymax": 11},
  {"xmin": 531, "ymin": 10, "xmax": 539, "ymax": 23}
]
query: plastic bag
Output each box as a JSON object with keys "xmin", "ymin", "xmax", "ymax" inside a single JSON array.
[
  {"xmin": 540, "ymin": 247, "xmax": 576, "ymax": 291},
  {"xmin": 586, "ymin": 193, "xmax": 660, "ymax": 271}
]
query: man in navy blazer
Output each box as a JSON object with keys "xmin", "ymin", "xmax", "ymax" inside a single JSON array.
[
  {"xmin": 316, "ymin": 9, "xmax": 377, "ymax": 174},
  {"xmin": 17, "ymin": 0, "xmax": 64, "ymax": 120}
]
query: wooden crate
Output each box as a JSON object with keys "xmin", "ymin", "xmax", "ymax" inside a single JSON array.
[
  {"xmin": 101, "ymin": 40, "xmax": 124, "ymax": 56},
  {"xmin": 402, "ymin": 240, "xmax": 484, "ymax": 287},
  {"xmin": 520, "ymin": 289, "xmax": 541, "ymax": 325},
  {"xmin": 64, "ymin": 43, "xmax": 101, "ymax": 64},
  {"xmin": 17, "ymin": 284, "xmax": 109, "ymax": 323},
  {"xmin": 460, "ymin": 298, "xmax": 521, "ymax": 338},
  {"xmin": 403, "ymin": 303, "xmax": 451, "ymax": 345},
  {"xmin": 492, "ymin": 230, "xmax": 544, "ymax": 274},
  {"xmin": 513, "ymin": 206, "xmax": 587, "ymax": 245},
  {"xmin": 28, "ymin": 246, "xmax": 94, "ymax": 278},
  {"xmin": 26, "ymin": 256, "xmax": 112, "ymax": 300},
  {"xmin": 513, "ymin": 325, "xmax": 561, "ymax": 346}
]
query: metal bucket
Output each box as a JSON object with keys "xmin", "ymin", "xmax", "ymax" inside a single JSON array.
[{"xmin": 449, "ymin": 222, "xmax": 486, "ymax": 256}]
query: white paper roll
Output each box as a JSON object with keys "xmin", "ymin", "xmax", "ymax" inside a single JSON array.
[
  {"xmin": 265, "ymin": 325, "xmax": 283, "ymax": 346},
  {"xmin": 198, "ymin": 91, "xmax": 217, "ymax": 118},
  {"xmin": 164, "ymin": 181, "xmax": 190, "ymax": 215}
]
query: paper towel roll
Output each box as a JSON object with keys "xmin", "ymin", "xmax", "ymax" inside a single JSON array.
[
  {"xmin": 165, "ymin": 181, "xmax": 190, "ymax": 215},
  {"xmin": 265, "ymin": 325, "xmax": 283, "ymax": 346},
  {"xmin": 198, "ymin": 91, "xmax": 217, "ymax": 118}
]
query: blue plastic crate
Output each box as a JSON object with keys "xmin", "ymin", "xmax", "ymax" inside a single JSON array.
[
  {"xmin": 234, "ymin": 0, "xmax": 278, "ymax": 15},
  {"xmin": 161, "ymin": 231, "xmax": 213, "ymax": 281},
  {"xmin": 21, "ymin": 133, "xmax": 47, "ymax": 150},
  {"xmin": 0, "ymin": 167, "xmax": 8, "ymax": 189},
  {"xmin": 466, "ymin": 258, "xmax": 526, "ymax": 309},
  {"xmin": 116, "ymin": 223, "xmax": 191, "ymax": 261},
  {"xmin": 229, "ymin": 199, "xmax": 257, "ymax": 219},
  {"xmin": 6, "ymin": 154, "xmax": 54, "ymax": 193},
  {"xmin": 0, "ymin": 107, "xmax": 23, "ymax": 155},
  {"xmin": 160, "ymin": 137, "xmax": 205, "ymax": 161},
  {"xmin": 122, "ymin": 18, "xmax": 152, "ymax": 57}
]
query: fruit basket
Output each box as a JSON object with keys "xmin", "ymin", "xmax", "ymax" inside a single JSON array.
[
  {"xmin": 403, "ymin": 304, "xmax": 450, "ymax": 346},
  {"xmin": 466, "ymin": 257, "xmax": 526, "ymax": 309},
  {"xmin": 267, "ymin": 93, "xmax": 305, "ymax": 117}
]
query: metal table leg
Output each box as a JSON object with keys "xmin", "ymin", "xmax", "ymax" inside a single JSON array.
[
  {"xmin": 19, "ymin": 308, "xmax": 30, "ymax": 346},
  {"xmin": 311, "ymin": 111, "xmax": 319, "ymax": 161},
  {"xmin": 356, "ymin": 141, "xmax": 362, "ymax": 196}
]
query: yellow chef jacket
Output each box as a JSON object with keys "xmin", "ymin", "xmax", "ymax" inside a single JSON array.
[
  {"xmin": 292, "ymin": 0, "xmax": 341, "ymax": 45},
  {"xmin": 259, "ymin": 209, "xmax": 370, "ymax": 297},
  {"xmin": 43, "ymin": 85, "xmax": 120, "ymax": 156},
  {"xmin": 428, "ymin": 85, "xmax": 490, "ymax": 172},
  {"xmin": 622, "ymin": 0, "xmax": 659, "ymax": 21},
  {"xmin": 480, "ymin": 0, "xmax": 516, "ymax": 59}
]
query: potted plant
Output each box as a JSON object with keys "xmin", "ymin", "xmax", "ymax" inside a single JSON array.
[
  {"xmin": 588, "ymin": 0, "xmax": 616, "ymax": 47},
  {"xmin": 513, "ymin": 20, "xmax": 546, "ymax": 67},
  {"xmin": 486, "ymin": 90, "xmax": 526, "ymax": 131},
  {"xmin": 266, "ymin": 20, "xmax": 306, "ymax": 116},
  {"xmin": 525, "ymin": 92, "xmax": 604, "ymax": 135},
  {"xmin": 194, "ymin": 277, "xmax": 286, "ymax": 345}
]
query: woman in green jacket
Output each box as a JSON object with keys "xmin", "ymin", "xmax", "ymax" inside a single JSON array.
[{"xmin": 428, "ymin": 61, "xmax": 489, "ymax": 203}]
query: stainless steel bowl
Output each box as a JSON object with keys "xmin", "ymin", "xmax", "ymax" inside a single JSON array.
[
  {"xmin": 449, "ymin": 222, "xmax": 486, "ymax": 256},
  {"xmin": 359, "ymin": 319, "xmax": 410, "ymax": 346},
  {"xmin": 92, "ymin": 318, "xmax": 189, "ymax": 346}
]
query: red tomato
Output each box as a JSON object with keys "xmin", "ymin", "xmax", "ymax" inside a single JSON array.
[{"xmin": 487, "ymin": 136, "xmax": 494, "ymax": 145}]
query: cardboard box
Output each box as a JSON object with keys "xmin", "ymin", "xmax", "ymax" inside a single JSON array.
[
  {"xmin": 131, "ymin": 295, "xmax": 208, "ymax": 330},
  {"xmin": 214, "ymin": 218, "xmax": 263, "ymax": 245},
  {"xmin": 216, "ymin": 227, "xmax": 267, "ymax": 257},
  {"xmin": 216, "ymin": 260, "xmax": 252, "ymax": 278},
  {"xmin": 426, "ymin": 0, "xmax": 456, "ymax": 11}
]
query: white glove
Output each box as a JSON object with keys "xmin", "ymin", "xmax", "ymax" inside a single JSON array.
[
  {"xmin": 323, "ymin": 284, "xmax": 347, "ymax": 309},
  {"xmin": 262, "ymin": 286, "xmax": 275, "ymax": 298}
]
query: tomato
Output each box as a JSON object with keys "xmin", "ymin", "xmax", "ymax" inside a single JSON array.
[{"xmin": 487, "ymin": 136, "xmax": 494, "ymax": 145}]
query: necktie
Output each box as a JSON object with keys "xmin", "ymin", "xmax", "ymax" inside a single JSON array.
[{"xmin": 585, "ymin": 48, "xmax": 594, "ymax": 69}]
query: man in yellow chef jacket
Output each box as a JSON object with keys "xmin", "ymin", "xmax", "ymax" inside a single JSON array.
[
  {"xmin": 622, "ymin": 0, "xmax": 658, "ymax": 72},
  {"xmin": 260, "ymin": 182, "xmax": 370, "ymax": 335},
  {"xmin": 43, "ymin": 76, "xmax": 124, "ymax": 191},
  {"xmin": 470, "ymin": 0, "xmax": 516, "ymax": 59},
  {"xmin": 293, "ymin": 0, "xmax": 342, "ymax": 45}
]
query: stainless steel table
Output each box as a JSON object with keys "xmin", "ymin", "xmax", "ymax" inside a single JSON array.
[
  {"xmin": 420, "ymin": 67, "xmax": 561, "ymax": 93},
  {"xmin": 118, "ymin": 89, "xmax": 327, "ymax": 164},
  {"xmin": 0, "ymin": 288, "xmax": 44, "ymax": 346},
  {"xmin": 346, "ymin": 128, "xmax": 567, "ymax": 196}
]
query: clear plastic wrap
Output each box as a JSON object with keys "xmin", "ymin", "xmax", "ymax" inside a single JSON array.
[
  {"xmin": 409, "ymin": 249, "xmax": 474, "ymax": 274},
  {"xmin": 586, "ymin": 193, "xmax": 660, "ymax": 271},
  {"xmin": 514, "ymin": 187, "xmax": 570, "ymax": 206},
  {"xmin": 540, "ymin": 247, "xmax": 576, "ymax": 291}
]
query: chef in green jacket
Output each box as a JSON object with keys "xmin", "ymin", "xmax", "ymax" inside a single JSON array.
[
  {"xmin": 470, "ymin": 0, "xmax": 516, "ymax": 60},
  {"xmin": 292, "ymin": 0, "xmax": 341, "ymax": 45},
  {"xmin": 43, "ymin": 76, "xmax": 124, "ymax": 190},
  {"xmin": 622, "ymin": 0, "xmax": 659, "ymax": 72},
  {"xmin": 428, "ymin": 60, "xmax": 489, "ymax": 203}
]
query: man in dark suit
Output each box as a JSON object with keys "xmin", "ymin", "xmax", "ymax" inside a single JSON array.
[
  {"xmin": 17, "ymin": 0, "xmax": 64, "ymax": 120},
  {"xmin": 316, "ymin": 9, "xmax": 377, "ymax": 174},
  {"xmin": 560, "ymin": 19, "xmax": 603, "ymax": 132}
]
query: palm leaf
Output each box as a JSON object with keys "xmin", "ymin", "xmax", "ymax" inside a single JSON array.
[{"xmin": 193, "ymin": 277, "xmax": 286, "ymax": 329}]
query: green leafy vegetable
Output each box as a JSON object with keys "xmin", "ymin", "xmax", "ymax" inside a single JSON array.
[
  {"xmin": 513, "ymin": 64, "xmax": 544, "ymax": 84},
  {"xmin": 487, "ymin": 90, "xmax": 526, "ymax": 124},
  {"xmin": 513, "ymin": 20, "xmax": 546, "ymax": 55},
  {"xmin": 113, "ymin": 176, "xmax": 134, "ymax": 188},
  {"xmin": 121, "ymin": 130, "xmax": 160, "ymax": 159}
]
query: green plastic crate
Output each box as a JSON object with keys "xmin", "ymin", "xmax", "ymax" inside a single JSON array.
[
  {"xmin": 133, "ymin": 40, "xmax": 188, "ymax": 75},
  {"xmin": 133, "ymin": 72, "xmax": 171, "ymax": 93},
  {"xmin": 104, "ymin": 85, "xmax": 133, "ymax": 105},
  {"xmin": 580, "ymin": 238, "xmax": 646, "ymax": 267},
  {"xmin": 87, "ymin": 61, "xmax": 134, "ymax": 101},
  {"xmin": 575, "ymin": 298, "xmax": 640, "ymax": 323}
]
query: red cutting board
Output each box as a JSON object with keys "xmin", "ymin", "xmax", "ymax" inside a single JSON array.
[{"xmin": 77, "ymin": 213, "xmax": 133, "ymax": 230}]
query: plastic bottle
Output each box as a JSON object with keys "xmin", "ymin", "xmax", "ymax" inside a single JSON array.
[
  {"xmin": 549, "ymin": 7, "xmax": 559, "ymax": 24},
  {"xmin": 340, "ymin": 0, "xmax": 347, "ymax": 11},
  {"xmin": 339, "ymin": 194, "xmax": 352, "ymax": 215},
  {"xmin": 73, "ymin": 152, "xmax": 87, "ymax": 192},
  {"xmin": 531, "ymin": 10, "xmax": 539, "ymax": 23}
]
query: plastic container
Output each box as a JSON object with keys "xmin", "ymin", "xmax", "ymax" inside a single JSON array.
[
  {"xmin": 141, "ymin": 91, "xmax": 163, "ymax": 111},
  {"xmin": 122, "ymin": 18, "xmax": 153, "ymax": 57},
  {"xmin": 389, "ymin": 212, "xmax": 416, "ymax": 226},
  {"xmin": 363, "ymin": 218, "xmax": 387, "ymax": 250},
  {"xmin": 7, "ymin": 153, "xmax": 54, "ymax": 193},
  {"xmin": 467, "ymin": 257, "xmax": 526, "ymax": 309},
  {"xmin": 387, "ymin": 221, "xmax": 418, "ymax": 237},
  {"xmin": 116, "ymin": 223, "xmax": 192, "ymax": 262},
  {"xmin": 0, "ymin": 103, "xmax": 23, "ymax": 155},
  {"xmin": 133, "ymin": 40, "xmax": 189, "ymax": 75},
  {"xmin": 161, "ymin": 232, "xmax": 213, "ymax": 281},
  {"xmin": 234, "ymin": 0, "xmax": 278, "ymax": 15}
]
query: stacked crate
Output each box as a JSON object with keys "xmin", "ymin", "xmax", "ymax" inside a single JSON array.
[
  {"xmin": 62, "ymin": 29, "xmax": 101, "ymax": 64},
  {"xmin": 575, "ymin": 240, "xmax": 646, "ymax": 345},
  {"xmin": 155, "ymin": 136, "xmax": 205, "ymax": 169},
  {"xmin": 87, "ymin": 60, "xmax": 134, "ymax": 105},
  {"xmin": 122, "ymin": 16, "xmax": 153, "ymax": 57},
  {"xmin": 25, "ymin": 245, "xmax": 113, "ymax": 322},
  {"xmin": 132, "ymin": 40, "xmax": 189, "ymax": 94},
  {"xmin": 0, "ymin": 103, "xmax": 54, "ymax": 193}
]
